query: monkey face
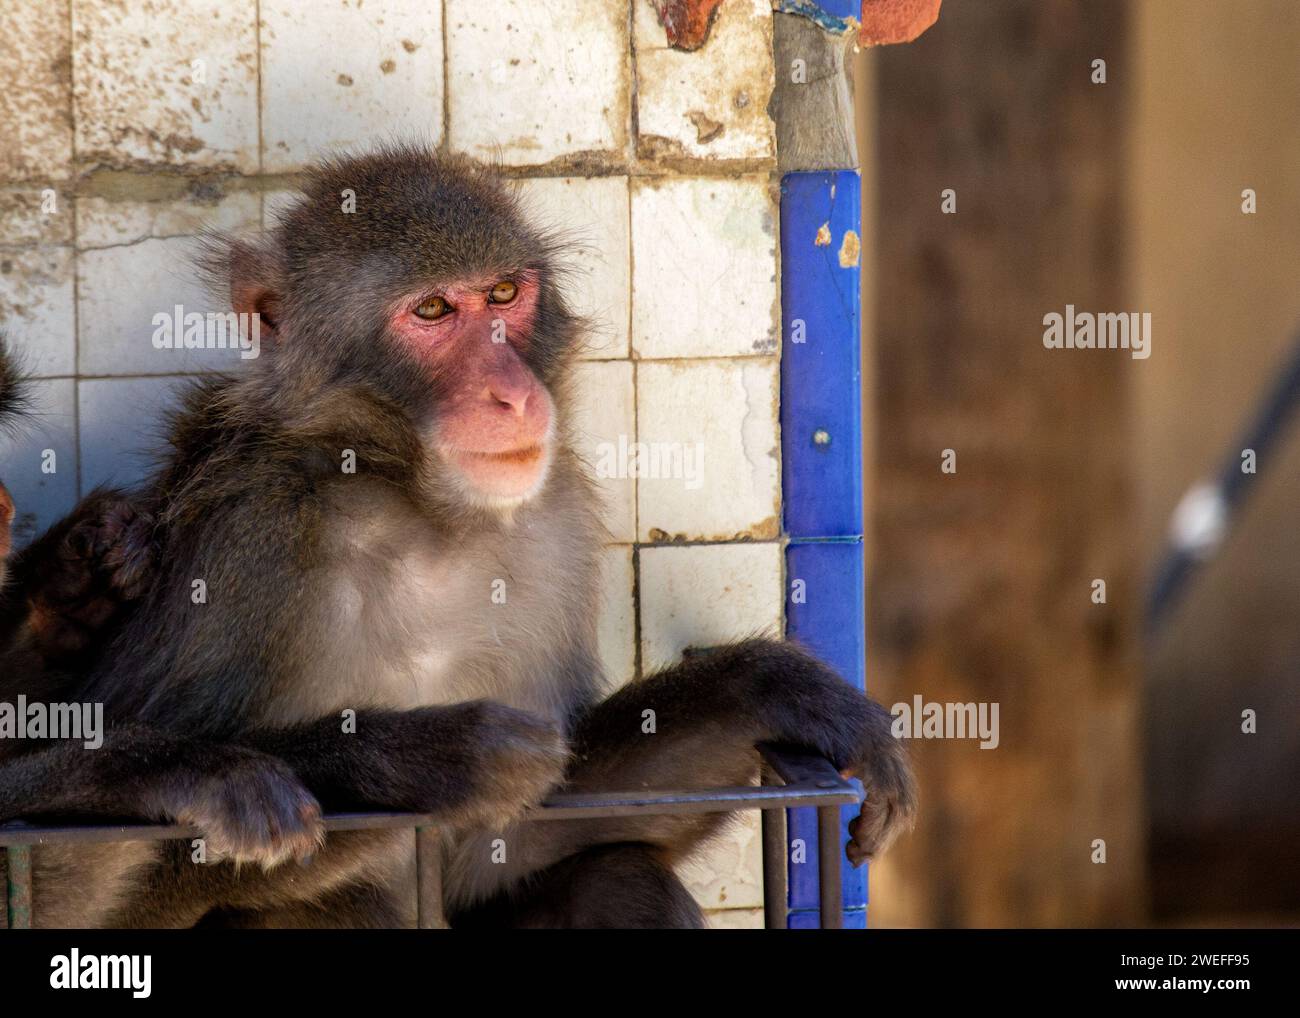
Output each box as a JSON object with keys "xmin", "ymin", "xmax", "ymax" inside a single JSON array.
[
  {"xmin": 389, "ymin": 269, "xmax": 556, "ymax": 505},
  {"xmin": 213, "ymin": 146, "xmax": 582, "ymax": 511}
]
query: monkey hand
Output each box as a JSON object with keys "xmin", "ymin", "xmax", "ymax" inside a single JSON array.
[
  {"xmin": 27, "ymin": 493, "xmax": 156, "ymax": 661},
  {"xmin": 717, "ymin": 639, "xmax": 918, "ymax": 866},
  {"xmin": 343, "ymin": 702, "xmax": 569, "ymax": 831},
  {"xmin": 158, "ymin": 745, "xmax": 325, "ymax": 870}
]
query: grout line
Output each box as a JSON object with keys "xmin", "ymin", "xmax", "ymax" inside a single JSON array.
[
  {"xmin": 255, "ymin": 0, "xmax": 265, "ymax": 177},
  {"xmin": 66, "ymin": 0, "xmax": 82, "ymax": 500},
  {"xmin": 439, "ymin": 0, "xmax": 450, "ymax": 155}
]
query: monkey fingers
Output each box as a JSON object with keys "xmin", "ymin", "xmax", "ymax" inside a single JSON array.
[
  {"xmin": 160, "ymin": 746, "xmax": 325, "ymax": 870},
  {"xmin": 23, "ymin": 492, "xmax": 156, "ymax": 663},
  {"xmin": 0, "ymin": 480, "xmax": 13, "ymax": 573}
]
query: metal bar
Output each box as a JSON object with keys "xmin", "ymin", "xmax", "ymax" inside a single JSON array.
[
  {"xmin": 0, "ymin": 774, "xmax": 861, "ymax": 846},
  {"xmin": 414, "ymin": 827, "xmax": 447, "ymax": 930},
  {"xmin": 5, "ymin": 846, "xmax": 32, "ymax": 929},
  {"xmin": 761, "ymin": 805, "xmax": 788, "ymax": 930},
  {"xmin": 759, "ymin": 757, "xmax": 787, "ymax": 930},
  {"xmin": 0, "ymin": 811, "xmax": 441, "ymax": 847},
  {"xmin": 817, "ymin": 806, "xmax": 843, "ymax": 929},
  {"xmin": 530, "ymin": 782, "xmax": 857, "ymax": 820}
]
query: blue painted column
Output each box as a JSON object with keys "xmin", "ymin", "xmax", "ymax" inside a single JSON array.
[{"xmin": 780, "ymin": 167, "xmax": 867, "ymax": 929}]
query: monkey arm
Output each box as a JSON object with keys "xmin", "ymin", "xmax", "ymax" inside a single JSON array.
[
  {"xmin": 502, "ymin": 638, "xmax": 916, "ymax": 876},
  {"xmin": 237, "ymin": 703, "xmax": 567, "ymax": 830},
  {"xmin": 0, "ymin": 724, "xmax": 323, "ymax": 870}
]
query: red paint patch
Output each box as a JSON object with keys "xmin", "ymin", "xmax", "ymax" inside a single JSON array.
[
  {"xmin": 858, "ymin": 0, "xmax": 942, "ymax": 47},
  {"xmin": 651, "ymin": 0, "xmax": 726, "ymax": 52}
]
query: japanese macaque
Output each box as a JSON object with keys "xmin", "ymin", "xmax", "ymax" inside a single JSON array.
[{"xmin": 0, "ymin": 147, "xmax": 916, "ymax": 928}]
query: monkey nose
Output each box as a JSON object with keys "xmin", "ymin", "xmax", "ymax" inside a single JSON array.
[{"xmin": 488, "ymin": 385, "xmax": 530, "ymax": 417}]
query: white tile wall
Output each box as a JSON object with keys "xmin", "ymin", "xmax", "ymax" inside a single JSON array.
[
  {"xmin": 72, "ymin": 0, "xmax": 260, "ymax": 172},
  {"xmin": 0, "ymin": 4, "xmax": 73, "ymax": 181},
  {"xmin": 634, "ymin": 0, "xmax": 777, "ymax": 162},
  {"xmin": 446, "ymin": 0, "xmax": 629, "ymax": 165},
  {"xmin": 77, "ymin": 376, "xmax": 191, "ymax": 492},
  {"xmin": 631, "ymin": 176, "xmax": 778, "ymax": 359},
  {"xmin": 638, "ymin": 543, "xmax": 783, "ymax": 672},
  {"xmin": 596, "ymin": 544, "xmax": 636, "ymax": 686},
  {"xmin": 570, "ymin": 359, "xmax": 637, "ymax": 543},
  {"xmin": 0, "ymin": 378, "xmax": 78, "ymax": 544},
  {"xmin": 636, "ymin": 359, "xmax": 780, "ymax": 543},
  {"xmin": 0, "ymin": 246, "xmax": 76, "ymax": 379},
  {"xmin": 261, "ymin": 0, "xmax": 445, "ymax": 172}
]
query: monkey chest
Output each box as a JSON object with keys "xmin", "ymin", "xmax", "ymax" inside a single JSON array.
[{"xmin": 293, "ymin": 526, "xmax": 567, "ymax": 721}]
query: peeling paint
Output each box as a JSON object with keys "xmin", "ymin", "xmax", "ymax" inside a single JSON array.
[
  {"xmin": 773, "ymin": 0, "xmax": 857, "ymax": 35},
  {"xmin": 636, "ymin": 0, "xmax": 776, "ymax": 163},
  {"xmin": 838, "ymin": 229, "xmax": 860, "ymax": 267},
  {"xmin": 857, "ymin": 0, "xmax": 943, "ymax": 46},
  {"xmin": 775, "ymin": 0, "xmax": 941, "ymax": 47},
  {"xmin": 815, "ymin": 222, "xmax": 832, "ymax": 246},
  {"xmin": 649, "ymin": 0, "xmax": 727, "ymax": 51},
  {"xmin": 687, "ymin": 110, "xmax": 725, "ymax": 143}
]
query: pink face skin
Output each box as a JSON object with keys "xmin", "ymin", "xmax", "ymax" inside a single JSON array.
[{"xmin": 388, "ymin": 270, "xmax": 554, "ymax": 505}]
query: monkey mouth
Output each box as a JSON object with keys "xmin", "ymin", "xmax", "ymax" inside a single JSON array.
[
  {"xmin": 442, "ymin": 443, "xmax": 551, "ymax": 502},
  {"xmin": 459, "ymin": 444, "xmax": 544, "ymax": 466}
]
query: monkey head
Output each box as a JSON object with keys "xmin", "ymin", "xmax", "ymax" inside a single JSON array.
[{"xmin": 214, "ymin": 146, "xmax": 580, "ymax": 511}]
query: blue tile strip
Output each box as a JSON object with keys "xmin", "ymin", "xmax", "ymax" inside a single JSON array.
[
  {"xmin": 780, "ymin": 169, "xmax": 867, "ymax": 928},
  {"xmin": 780, "ymin": 172, "xmax": 863, "ymax": 539}
]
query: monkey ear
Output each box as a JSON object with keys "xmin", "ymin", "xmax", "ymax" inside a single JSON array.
[
  {"xmin": 200, "ymin": 234, "xmax": 286, "ymax": 340},
  {"xmin": 228, "ymin": 240, "xmax": 285, "ymax": 339}
]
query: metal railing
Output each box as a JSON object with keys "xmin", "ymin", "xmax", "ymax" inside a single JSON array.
[{"xmin": 1, "ymin": 743, "xmax": 861, "ymax": 930}]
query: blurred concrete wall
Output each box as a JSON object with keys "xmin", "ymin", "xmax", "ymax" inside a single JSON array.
[
  {"xmin": 862, "ymin": 0, "xmax": 1299, "ymax": 927},
  {"xmin": 1131, "ymin": 0, "xmax": 1300, "ymax": 920}
]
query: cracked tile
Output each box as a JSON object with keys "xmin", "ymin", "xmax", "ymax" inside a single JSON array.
[
  {"xmin": 636, "ymin": 359, "xmax": 780, "ymax": 543},
  {"xmin": 77, "ymin": 195, "xmax": 261, "ymax": 376},
  {"xmin": 78, "ymin": 191, "xmax": 260, "ymax": 250},
  {"xmin": 631, "ymin": 176, "xmax": 777, "ymax": 359}
]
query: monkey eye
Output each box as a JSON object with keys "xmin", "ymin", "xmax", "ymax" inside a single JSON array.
[
  {"xmin": 488, "ymin": 281, "xmax": 517, "ymax": 304},
  {"xmin": 413, "ymin": 296, "xmax": 453, "ymax": 320}
]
